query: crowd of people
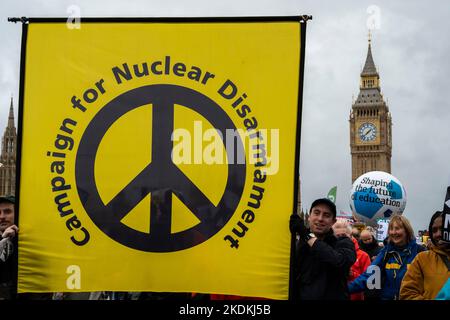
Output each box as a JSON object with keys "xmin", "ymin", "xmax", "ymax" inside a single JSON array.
[
  {"xmin": 290, "ymin": 198, "xmax": 450, "ymax": 300},
  {"xmin": 1, "ymin": 194, "xmax": 449, "ymax": 300}
]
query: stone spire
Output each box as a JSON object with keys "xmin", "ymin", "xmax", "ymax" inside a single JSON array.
[
  {"xmin": 361, "ymin": 33, "xmax": 378, "ymax": 77},
  {"xmin": 8, "ymin": 96, "xmax": 15, "ymax": 129},
  {"xmin": 0, "ymin": 96, "xmax": 17, "ymax": 195},
  {"xmin": 352, "ymin": 34, "xmax": 385, "ymax": 107}
]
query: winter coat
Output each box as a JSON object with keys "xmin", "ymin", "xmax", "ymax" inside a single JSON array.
[
  {"xmin": 0, "ymin": 236, "xmax": 17, "ymax": 300},
  {"xmin": 400, "ymin": 245, "xmax": 450, "ymax": 300},
  {"xmin": 349, "ymin": 238, "xmax": 371, "ymax": 300},
  {"xmin": 348, "ymin": 239, "xmax": 423, "ymax": 300},
  {"xmin": 294, "ymin": 231, "xmax": 356, "ymax": 300}
]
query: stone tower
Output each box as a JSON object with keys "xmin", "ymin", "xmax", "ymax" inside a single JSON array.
[
  {"xmin": 0, "ymin": 97, "xmax": 17, "ymax": 195},
  {"xmin": 350, "ymin": 36, "xmax": 392, "ymax": 183}
]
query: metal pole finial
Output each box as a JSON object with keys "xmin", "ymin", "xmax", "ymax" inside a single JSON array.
[{"xmin": 7, "ymin": 17, "xmax": 28, "ymax": 23}]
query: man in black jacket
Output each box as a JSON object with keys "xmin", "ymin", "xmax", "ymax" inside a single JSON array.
[
  {"xmin": 290, "ymin": 198, "xmax": 356, "ymax": 300},
  {"xmin": 0, "ymin": 196, "xmax": 53, "ymax": 300},
  {"xmin": 0, "ymin": 195, "xmax": 18, "ymax": 300}
]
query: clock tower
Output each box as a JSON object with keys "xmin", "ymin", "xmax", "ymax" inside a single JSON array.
[{"xmin": 350, "ymin": 36, "xmax": 392, "ymax": 183}]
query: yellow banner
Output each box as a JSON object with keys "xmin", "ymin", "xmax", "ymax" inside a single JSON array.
[{"xmin": 18, "ymin": 20, "xmax": 302, "ymax": 299}]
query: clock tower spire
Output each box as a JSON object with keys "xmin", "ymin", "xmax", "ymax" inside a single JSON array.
[{"xmin": 350, "ymin": 35, "xmax": 392, "ymax": 182}]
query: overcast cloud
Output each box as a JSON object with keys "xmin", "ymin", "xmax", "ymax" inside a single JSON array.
[{"xmin": 0, "ymin": 0, "xmax": 449, "ymax": 232}]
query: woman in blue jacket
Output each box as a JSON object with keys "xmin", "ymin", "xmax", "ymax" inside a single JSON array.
[{"xmin": 348, "ymin": 215, "xmax": 423, "ymax": 300}]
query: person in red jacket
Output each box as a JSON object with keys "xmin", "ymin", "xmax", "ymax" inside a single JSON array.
[{"xmin": 333, "ymin": 219, "xmax": 371, "ymax": 300}]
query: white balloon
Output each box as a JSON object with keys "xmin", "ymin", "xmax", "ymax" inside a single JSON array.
[{"xmin": 349, "ymin": 171, "xmax": 407, "ymax": 226}]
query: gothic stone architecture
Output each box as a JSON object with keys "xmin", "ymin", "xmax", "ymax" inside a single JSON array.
[
  {"xmin": 0, "ymin": 97, "xmax": 17, "ymax": 195},
  {"xmin": 350, "ymin": 38, "xmax": 392, "ymax": 183}
]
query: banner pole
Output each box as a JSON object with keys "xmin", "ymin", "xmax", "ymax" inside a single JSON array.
[
  {"xmin": 11, "ymin": 19, "xmax": 28, "ymax": 297},
  {"xmin": 288, "ymin": 17, "xmax": 309, "ymax": 301}
]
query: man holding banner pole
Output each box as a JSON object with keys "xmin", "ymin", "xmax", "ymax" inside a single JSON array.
[
  {"xmin": 0, "ymin": 196, "xmax": 18, "ymax": 300},
  {"xmin": 289, "ymin": 198, "xmax": 356, "ymax": 300}
]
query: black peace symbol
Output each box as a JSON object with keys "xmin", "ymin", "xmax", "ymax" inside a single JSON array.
[{"xmin": 75, "ymin": 84, "xmax": 246, "ymax": 252}]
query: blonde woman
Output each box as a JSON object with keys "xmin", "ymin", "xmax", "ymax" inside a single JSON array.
[{"xmin": 348, "ymin": 215, "xmax": 424, "ymax": 300}]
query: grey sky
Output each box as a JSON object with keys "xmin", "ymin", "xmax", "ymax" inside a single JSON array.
[{"xmin": 0, "ymin": 0, "xmax": 449, "ymax": 232}]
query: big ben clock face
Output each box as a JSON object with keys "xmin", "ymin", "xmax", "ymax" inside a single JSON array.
[{"xmin": 358, "ymin": 122, "xmax": 377, "ymax": 142}]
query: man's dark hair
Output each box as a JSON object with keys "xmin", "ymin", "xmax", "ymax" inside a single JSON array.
[{"xmin": 310, "ymin": 198, "xmax": 337, "ymax": 219}]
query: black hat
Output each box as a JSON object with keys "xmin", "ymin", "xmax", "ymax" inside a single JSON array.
[
  {"xmin": 0, "ymin": 195, "xmax": 15, "ymax": 204},
  {"xmin": 310, "ymin": 198, "xmax": 337, "ymax": 218}
]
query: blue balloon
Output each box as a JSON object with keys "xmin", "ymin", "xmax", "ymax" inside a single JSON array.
[{"xmin": 350, "ymin": 171, "xmax": 407, "ymax": 226}]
